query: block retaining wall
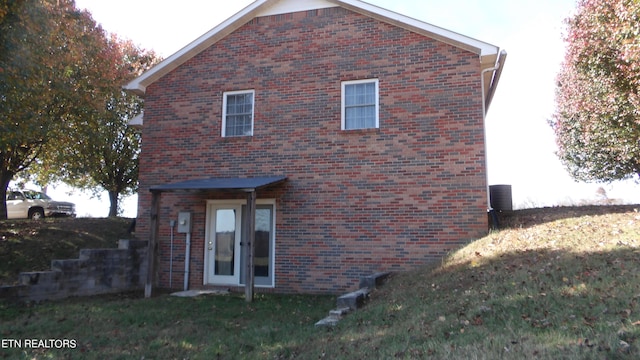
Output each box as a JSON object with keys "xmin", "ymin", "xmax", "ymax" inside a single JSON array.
[{"xmin": 0, "ymin": 240, "xmax": 148, "ymax": 302}]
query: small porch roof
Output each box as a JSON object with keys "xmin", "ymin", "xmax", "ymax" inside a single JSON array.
[
  {"xmin": 144, "ymin": 175, "xmax": 287, "ymax": 300},
  {"xmin": 149, "ymin": 176, "xmax": 287, "ymax": 192}
]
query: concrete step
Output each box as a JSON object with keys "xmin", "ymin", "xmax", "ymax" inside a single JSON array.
[
  {"xmin": 315, "ymin": 272, "xmax": 392, "ymax": 327},
  {"xmin": 315, "ymin": 307, "xmax": 351, "ymax": 327},
  {"xmin": 359, "ymin": 271, "xmax": 390, "ymax": 289},
  {"xmin": 336, "ymin": 287, "xmax": 370, "ymax": 310}
]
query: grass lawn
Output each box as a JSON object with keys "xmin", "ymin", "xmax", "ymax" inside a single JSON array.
[
  {"xmin": 1, "ymin": 206, "xmax": 640, "ymax": 359},
  {"xmin": 0, "ymin": 291, "xmax": 335, "ymax": 359}
]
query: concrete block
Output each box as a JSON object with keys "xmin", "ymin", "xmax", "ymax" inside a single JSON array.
[
  {"xmin": 315, "ymin": 315, "xmax": 341, "ymax": 327},
  {"xmin": 1, "ymin": 240, "xmax": 149, "ymax": 303},
  {"xmin": 336, "ymin": 288, "xmax": 370, "ymax": 310},
  {"xmin": 359, "ymin": 271, "xmax": 390, "ymax": 290},
  {"xmin": 329, "ymin": 307, "xmax": 351, "ymax": 317},
  {"xmin": 19, "ymin": 271, "xmax": 61, "ymax": 286}
]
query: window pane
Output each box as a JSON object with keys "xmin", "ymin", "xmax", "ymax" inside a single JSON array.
[
  {"xmin": 225, "ymin": 92, "xmax": 253, "ymax": 136},
  {"xmin": 344, "ymin": 81, "xmax": 377, "ymax": 130},
  {"xmin": 365, "ymin": 83, "xmax": 375, "ymax": 103},
  {"xmin": 357, "ymin": 84, "xmax": 367, "ymax": 104},
  {"xmin": 346, "ymin": 107, "xmax": 357, "ymax": 129},
  {"xmin": 364, "ymin": 106, "xmax": 375, "ymax": 128},
  {"xmin": 345, "ymin": 86, "xmax": 356, "ymax": 106}
]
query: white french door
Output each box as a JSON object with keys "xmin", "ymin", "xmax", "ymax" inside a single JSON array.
[
  {"xmin": 207, "ymin": 205, "xmax": 242, "ymax": 285},
  {"xmin": 205, "ymin": 200, "xmax": 275, "ymax": 287}
]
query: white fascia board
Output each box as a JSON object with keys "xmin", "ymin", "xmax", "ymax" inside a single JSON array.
[
  {"xmin": 258, "ymin": 0, "xmax": 337, "ymax": 16},
  {"xmin": 124, "ymin": 0, "xmax": 272, "ymax": 96},
  {"xmin": 128, "ymin": 112, "xmax": 144, "ymax": 127},
  {"xmin": 124, "ymin": 0, "xmax": 501, "ymax": 96},
  {"xmin": 329, "ymin": 0, "xmax": 500, "ymax": 57}
]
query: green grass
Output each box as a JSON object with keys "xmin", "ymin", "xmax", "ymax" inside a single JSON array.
[
  {"xmin": 0, "ymin": 292, "xmax": 335, "ymax": 359},
  {"xmin": 314, "ymin": 206, "xmax": 640, "ymax": 359},
  {"xmin": 1, "ymin": 206, "xmax": 639, "ymax": 359}
]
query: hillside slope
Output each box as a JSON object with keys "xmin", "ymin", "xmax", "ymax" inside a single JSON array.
[{"xmin": 305, "ymin": 205, "xmax": 640, "ymax": 359}]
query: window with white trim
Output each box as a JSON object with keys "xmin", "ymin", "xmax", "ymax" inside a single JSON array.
[
  {"xmin": 222, "ymin": 90, "xmax": 254, "ymax": 137},
  {"xmin": 341, "ymin": 79, "xmax": 379, "ymax": 130}
]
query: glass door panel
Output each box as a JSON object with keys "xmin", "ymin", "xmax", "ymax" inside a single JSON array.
[
  {"xmin": 215, "ymin": 209, "xmax": 236, "ymax": 276},
  {"xmin": 240, "ymin": 205, "xmax": 274, "ymax": 286},
  {"xmin": 207, "ymin": 205, "xmax": 241, "ymax": 285},
  {"xmin": 206, "ymin": 201, "xmax": 274, "ymax": 287},
  {"xmin": 254, "ymin": 207, "xmax": 272, "ymax": 279}
]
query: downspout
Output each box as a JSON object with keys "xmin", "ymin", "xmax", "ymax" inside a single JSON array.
[
  {"xmin": 480, "ymin": 50, "xmax": 507, "ymax": 215},
  {"xmin": 184, "ymin": 232, "xmax": 191, "ymax": 291},
  {"xmin": 169, "ymin": 220, "xmax": 175, "ymax": 289}
]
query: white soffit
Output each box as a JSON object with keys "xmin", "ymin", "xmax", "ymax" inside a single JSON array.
[
  {"xmin": 258, "ymin": 0, "xmax": 337, "ymax": 16},
  {"xmin": 128, "ymin": 112, "xmax": 143, "ymax": 127}
]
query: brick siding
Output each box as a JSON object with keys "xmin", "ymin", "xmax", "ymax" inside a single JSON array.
[{"xmin": 136, "ymin": 7, "xmax": 488, "ymax": 294}]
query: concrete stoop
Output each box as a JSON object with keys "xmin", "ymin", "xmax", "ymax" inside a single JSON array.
[{"xmin": 315, "ymin": 272, "xmax": 390, "ymax": 327}]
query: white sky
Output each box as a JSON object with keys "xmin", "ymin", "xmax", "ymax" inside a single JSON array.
[{"xmin": 56, "ymin": 0, "xmax": 638, "ymax": 217}]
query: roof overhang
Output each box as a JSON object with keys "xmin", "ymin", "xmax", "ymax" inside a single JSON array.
[
  {"xmin": 128, "ymin": 112, "xmax": 144, "ymax": 127},
  {"xmin": 124, "ymin": 0, "xmax": 503, "ymax": 97},
  {"xmin": 149, "ymin": 176, "xmax": 287, "ymax": 193}
]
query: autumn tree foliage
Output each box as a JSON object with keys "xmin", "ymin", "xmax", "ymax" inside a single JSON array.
[
  {"xmin": 42, "ymin": 37, "xmax": 160, "ymax": 217},
  {"xmin": 0, "ymin": 0, "xmax": 101, "ymax": 218},
  {"xmin": 551, "ymin": 0, "xmax": 640, "ymax": 182},
  {"xmin": 1, "ymin": 0, "xmax": 160, "ymax": 218}
]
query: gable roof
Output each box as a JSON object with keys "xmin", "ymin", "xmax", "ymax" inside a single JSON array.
[{"xmin": 125, "ymin": 0, "xmax": 504, "ymax": 104}]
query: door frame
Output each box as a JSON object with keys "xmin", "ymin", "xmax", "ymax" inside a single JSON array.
[{"xmin": 204, "ymin": 199, "xmax": 276, "ymax": 287}]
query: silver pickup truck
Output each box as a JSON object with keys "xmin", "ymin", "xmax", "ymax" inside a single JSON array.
[{"xmin": 6, "ymin": 189, "xmax": 76, "ymax": 219}]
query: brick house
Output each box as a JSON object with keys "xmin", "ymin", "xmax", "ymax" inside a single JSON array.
[{"xmin": 125, "ymin": 0, "xmax": 506, "ymax": 296}]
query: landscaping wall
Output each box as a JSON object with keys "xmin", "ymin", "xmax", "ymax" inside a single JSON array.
[{"xmin": 0, "ymin": 239, "xmax": 147, "ymax": 302}]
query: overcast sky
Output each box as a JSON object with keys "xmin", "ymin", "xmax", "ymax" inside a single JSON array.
[{"xmin": 62, "ymin": 0, "xmax": 639, "ymax": 216}]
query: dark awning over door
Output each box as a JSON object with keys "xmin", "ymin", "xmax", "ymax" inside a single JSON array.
[
  {"xmin": 149, "ymin": 176, "xmax": 287, "ymax": 192},
  {"xmin": 144, "ymin": 175, "xmax": 287, "ymax": 301}
]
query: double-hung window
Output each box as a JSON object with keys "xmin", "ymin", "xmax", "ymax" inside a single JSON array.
[
  {"xmin": 222, "ymin": 90, "xmax": 254, "ymax": 137},
  {"xmin": 341, "ymin": 79, "xmax": 379, "ymax": 130}
]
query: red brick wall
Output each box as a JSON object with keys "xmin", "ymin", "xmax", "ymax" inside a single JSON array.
[{"xmin": 137, "ymin": 7, "xmax": 488, "ymax": 294}]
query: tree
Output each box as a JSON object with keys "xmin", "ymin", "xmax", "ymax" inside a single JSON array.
[
  {"xmin": 90, "ymin": 39, "xmax": 159, "ymax": 217},
  {"xmin": 33, "ymin": 36, "xmax": 160, "ymax": 217},
  {"xmin": 0, "ymin": 0, "xmax": 106, "ymax": 219},
  {"xmin": 3, "ymin": 0, "xmax": 160, "ymax": 218},
  {"xmin": 551, "ymin": 0, "xmax": 640, "ymax": 182}
]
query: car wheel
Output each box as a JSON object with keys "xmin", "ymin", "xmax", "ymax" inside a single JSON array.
[{"xmin": 29, "ymin": 208, "xmax": 44, "ymax": 220}]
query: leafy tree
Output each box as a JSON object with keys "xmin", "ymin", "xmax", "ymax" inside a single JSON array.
[
  {"xmin": 0, "ymin": 0, "xmax": 104, "ymax": 219},
  {"xmin": 0, "ymin": 0, "xmax": 25, "ymax": 25},
  {"xmin": 47, "ymin": 37, "xmax": 160, "ymax": 217},
  {"xmin": 551, "ymin": 0, "xmax": 640, "ymax": 182},
  {"xmin": 2, "ymin": 0, "xmax": 160, "ymax": 218}
]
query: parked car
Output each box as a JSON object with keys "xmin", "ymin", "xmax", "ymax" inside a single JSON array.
[{"xmin": 5, "ymin": 189, "xmax": 76, "ymax": 220}]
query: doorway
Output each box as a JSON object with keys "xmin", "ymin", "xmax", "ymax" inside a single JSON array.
[{"xmin": 205, "ymin": 200, "xmax": 275, "ymax": 287}]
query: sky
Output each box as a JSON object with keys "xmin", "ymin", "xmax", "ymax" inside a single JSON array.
[{"xmin": 55, "ymin": 0, "xmax": 639, "ymax": 217}]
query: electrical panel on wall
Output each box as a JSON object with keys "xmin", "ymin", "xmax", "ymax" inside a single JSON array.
[{"xmin": 177, "ymin": 212, "xmax": 191, "ymax": 233}]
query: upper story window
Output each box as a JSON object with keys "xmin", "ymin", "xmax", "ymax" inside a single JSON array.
[
  {"xmin": 341, "ymin": 79, "xmax": 379, "ymax": 130},
  {"xmin": 222, "ymin": 90, "xmax": 254, "ymax": 137}
]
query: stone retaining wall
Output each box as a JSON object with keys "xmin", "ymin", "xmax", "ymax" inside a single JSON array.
[{"xmin": 0, "ymin": 239, "xmax": 147, "ymax": 302}]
